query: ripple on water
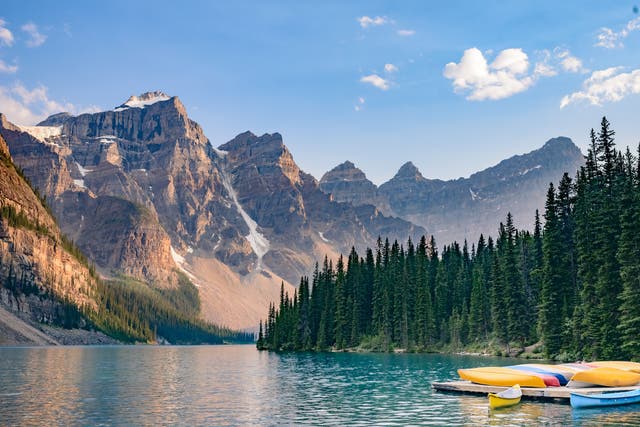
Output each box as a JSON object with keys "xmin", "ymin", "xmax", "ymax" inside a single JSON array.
[{"xmin": 1, "ymin": 346, "xmax": 640, "ymax": 426}]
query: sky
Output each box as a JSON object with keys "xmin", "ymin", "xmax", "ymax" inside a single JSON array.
[{"xmin": 1, "ymin": 1, "xmax": 639, "ymax": 184}]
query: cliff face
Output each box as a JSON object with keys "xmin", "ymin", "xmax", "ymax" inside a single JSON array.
[
  {"xmin": 0, "ymin": 133, "xmax": 99, "ymax": 337},
  {"xmin": 219, "ymin": 132, "xmax": 425, "ymax": 283},
  {"xmin": 320, "ymin": 138, "xmax": 585, "ymax": 246}
]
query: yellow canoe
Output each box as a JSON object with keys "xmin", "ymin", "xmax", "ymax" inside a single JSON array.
[
  {"xmin": 458, "ymin": 367, "xmax": 547, "ymax": 388},
  {"xmin": 489, "ymin": 384, "xmax": 522, "ymax": 409},
  {"xmin": 569, "ymin": 367, "xmax": 640, "ymax": 387},
  {"xmin": 590, "ymin": 361, "xmax": 640, "ymax": 373}
]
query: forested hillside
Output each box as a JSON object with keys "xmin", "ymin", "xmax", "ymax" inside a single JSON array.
[{"xmin": 259, "ymin": 118, "xmax": 640, "ymax": 361}]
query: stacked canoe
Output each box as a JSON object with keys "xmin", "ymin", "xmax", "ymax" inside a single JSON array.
[{"xmin": 458, "ymin": 361, "xmax": 640, "ymax": 388}]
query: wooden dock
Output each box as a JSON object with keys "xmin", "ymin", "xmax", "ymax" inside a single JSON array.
[{"xmin": 432, "ymin": 381, "xmax": 640, "ymax": 401}]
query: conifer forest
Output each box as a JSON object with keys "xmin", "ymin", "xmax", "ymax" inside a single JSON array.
[{"xmin": 259, "ymin": 118, "xmax": 640, "ymax": 361}]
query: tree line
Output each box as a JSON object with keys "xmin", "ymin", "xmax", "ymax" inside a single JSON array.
[{"xmin": 258, "ymin": 117, "xmax": 640, "ymax": 361}]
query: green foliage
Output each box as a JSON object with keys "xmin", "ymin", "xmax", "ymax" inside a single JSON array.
[
  {"xmin": 89, "ymin": 276, "xmax": 253, "ymax": 344},
  {"xmin": 261, "ymin": 117, "xmax": 640, "ymax": 361}
]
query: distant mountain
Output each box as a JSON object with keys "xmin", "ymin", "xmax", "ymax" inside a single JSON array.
[
  {"xmin": 0, "ymin": 92, "xmax": 423, "ymax": 329},
  {"xmin": 320, "ymin": 137, "xmax": 585, "ymax": 246}
]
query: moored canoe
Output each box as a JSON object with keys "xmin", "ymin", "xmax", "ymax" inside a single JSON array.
[
  {"xmin": 458, "ymin": 367, "xmax": 547, "ymax": 388},
  {"xmin": 521, "ymin": 364, "xmax": 576, "ymax": 383},
  {"xmin": 489, "ymin": 384, "xmax": 522, "ymax": 409},
  {"xmin": 570, "ymin": 389, "xmax": 640, "ymax": 408},
  {"xmin": 590, "ymin": 361, "xmax": 640, "ymax": 373},
  {"xmin": 568, "ymin": 367, "xmax": 640, "ymax": 388},
  {"xmin": 509, "ymin": 365, "xmax": 565, "ymax": 386}
]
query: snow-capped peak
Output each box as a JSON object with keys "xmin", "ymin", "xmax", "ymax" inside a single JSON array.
[{"xmin": 114, "ymin": 91, "xmax": 171, "ymax": 111}]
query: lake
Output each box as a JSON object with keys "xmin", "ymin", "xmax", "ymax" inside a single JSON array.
[{"xmin": 0, "ymin": 345, "xmax": 639, "ymax": 426}]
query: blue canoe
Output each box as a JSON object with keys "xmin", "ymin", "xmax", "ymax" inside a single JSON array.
[
  {"xmin": 509, "ymin": 365, "xmax": 569, "ymax": 386},
  {"xmin": 570, "ymin": 389, "xmax": 640, "ymax": 408}
]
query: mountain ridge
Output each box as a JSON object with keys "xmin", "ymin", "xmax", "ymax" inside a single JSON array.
[{"xmin": 320, "ymin": 136, "xmax": 585, "ymax": 246}]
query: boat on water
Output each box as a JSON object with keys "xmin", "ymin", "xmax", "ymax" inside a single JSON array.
[
  {"xmin": 458, "ymin": 367, "xmax": 547, "ymax": 388},
  {"xmin": 567, "ymin": 367, "xmax": 640, "ymax": 388},
  {"xmin": 489, "ymin": 384, "xmax": 522, "ymax": 409},
  {"xmin": 570, "ymin": 389, "xmax": 640, "ymax": 408}
]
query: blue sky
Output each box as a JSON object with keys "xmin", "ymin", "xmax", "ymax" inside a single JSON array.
[{"xmin": 1, "ymin": 1, "xmax": 639, "ymax": 184}]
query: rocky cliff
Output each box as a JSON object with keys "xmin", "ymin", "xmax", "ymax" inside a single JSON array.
[
  {"xmin": 321, "ymin": 137, "xmax": 585, "ymax": 246},
  {"xmin": 0, "ymin": 133, "xmax": 101, "ymax": 343}
]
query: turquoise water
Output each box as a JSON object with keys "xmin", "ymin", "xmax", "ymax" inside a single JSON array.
[{"xmin": 0, "ymin": 345, "xmax": 639, "ymax": 426}]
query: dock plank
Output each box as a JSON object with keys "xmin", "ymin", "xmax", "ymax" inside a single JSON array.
[{"xmin": 432, "ymin": 381, "xmax": 640, "ymax": 400}]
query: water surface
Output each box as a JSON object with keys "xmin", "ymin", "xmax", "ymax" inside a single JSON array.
[{"xmin": 0, "ymin": 345, "xmax": 638, "ymax": 426}]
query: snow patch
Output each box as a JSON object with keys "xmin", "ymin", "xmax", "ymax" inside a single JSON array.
[
  {"xmin": 73, "ymin": 179, "xmax": 86, "ymax": 189},
  {"xmin": 219, "ymin": 163, "xmax": 270, "ymax": 269},
  {"xmin": 114, "ymin": 92, "xmax": 170, "ymax": 111},
  {"xmin": 170, "ymin": 246, "xmax": 201, "ymax": 287},
  {"xmin": 469, "ymin": 188, "xmax": 480, "ymax": 201},
  {"xmin": 17, "ymin": 125, "xmax": 62, "ymax": 142},
  {"xmin": 213, "ymin": 146, "xmax": 228, "ymax": 157},
  {"xmin": 520, "ymin": 165, "xmax": 542, "ymax": 176},
  {"xmin": 318, "ymin": 231, "xmax": 330, "ymax": 242},
  {"xmin": 75, "ymin": 162, "xmax": 92, "ymax": 177}
]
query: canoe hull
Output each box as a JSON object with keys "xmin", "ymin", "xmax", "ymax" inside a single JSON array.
[
  {"xmin": 458, "ymin": 367, "xmax": 547, "ymax": 388},
  {"xmin": 489, "ymin": 394, "xmax": 521, "ymax": 409},
  {"xmin": 571, "ymin": 389, "xmax": 640, "ymax": 408},
  {"xmin": 570, "ymin": 367, "xmax": 640, "ymax": 387}
]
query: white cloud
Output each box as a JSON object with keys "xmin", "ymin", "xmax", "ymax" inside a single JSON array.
[
  {"xmin": 561, "ymin": 56, "xmax": 584, "ymax": 73},
  {"xmin": 533, "ymin": 50, "xmax": 557, "ymax": 77},
  {"xmin": 384, "ymin": 63, "xmax": 398, "ymax": 73},
  {"xmin": 560, "ymin": 67, "xmax": 640, "ymax": 108},
  {"xmin": 595, "ymin": 16, "xmax": 640, "ymax": 49},
  {"xmin": 21, "ymin": 22, "xmax": 47, "ymax": 47},
  {"xmin": 0, "ymin": 19, "xmax": 14, "ymax": 47},
  {"xmin": 0, "ymin": 83, "xmax": 76, "ymax": 124},
  {"xmin": 443, "ymin": 47, "xmax": 534, "ymax": 100},
  {"xmin": 554, "ymin": 48, "xmax": 585, "ymax": 73},
  {"xmin": 358, "ymin": 97, "xmax": 365, "ymax": 104},
  {"xmin": 357, "ymin": 16, "xmax": 389, "ymax": 28},
  {"xmin": 0, "ymin": 59, "xmax": 17, "ymax": 73},
  {"xmin": 360, "ymin": 74, "xmax": 390, "ymax": 90},
  {"xmin": 397, "ymin": 29, "xmax": 415, "ymax": 36}
]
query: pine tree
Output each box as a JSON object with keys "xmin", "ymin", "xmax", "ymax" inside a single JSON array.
[{"xmin": 538, "ymin": 184, "xmax": 564, "ymax": 357}]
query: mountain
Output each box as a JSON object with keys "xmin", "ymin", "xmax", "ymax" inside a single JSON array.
[
  {"xmin": 0, "ymin": 132, "xmax": 107, "ymax": 344},
  {"xmin": 320, "ymin": 137, "xmax": 585, "ymax": 246},
  {"xmin": 0, "ymin": 92, "xmax": 423, "ymax": 330}
]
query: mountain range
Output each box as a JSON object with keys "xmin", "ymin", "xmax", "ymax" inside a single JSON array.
[
  {"xmin": 0, "ymin": 91, "xmax": 585, "ymax": 335},
  {"xmin": 319, "ymin": 137, "xmax": 584, "ymax": 246}
]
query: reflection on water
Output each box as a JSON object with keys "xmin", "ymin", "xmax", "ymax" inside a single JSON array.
[{"xmin": 1, "ymin": 346, "xmax": 639, "ymax": 426}]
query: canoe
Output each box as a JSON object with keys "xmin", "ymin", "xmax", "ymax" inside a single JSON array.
[
  {"xmin": 570, "ymin": 389, "xmax": 640, "ymax": 408},
  {"xmin": 567, "ymin": 367, "xmax": 640, "ymax": 388},
  {"xmin": 489, "ymin": 384, "xmax": 522, "ymax": 409},
  {"xmin": 458, "ymin": 367, "xmax": 547, "ymax": 388},
  {"xmin": 590, "ymin": 361, "xmax": 640, "ymax": 373},
  {"xmin": 509, "ymin": 365, "xmax": 565, "ymax": 386},
  {"xmin": 522, "ymin": 364, "xmax": 576, "ymax": 382}
]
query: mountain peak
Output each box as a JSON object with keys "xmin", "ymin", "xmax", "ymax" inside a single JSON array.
[
  {"xmin": 37, "ymin": 112, "xmax": 74, "ymax": 127},
  {"xmin": 333, "ymin": 160, "xmax": 357, "ymax": 172},
  {"xmin": 116, "ymin": 91, "xmax": 172, "ymax": 110},
  {"xmin": 395, "ymin": 161, "xmax": 424, "ymax": 180},
  {"xmin": 542, "ymin": 136, "xmax": 578, "ymax": 151}
]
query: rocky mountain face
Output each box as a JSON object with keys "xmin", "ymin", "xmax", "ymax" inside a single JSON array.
[
  {"xmin": 0, "ymin": 133, "xmax": 100, "ymax": 343},
  {"xmin": 320, "ymin": 137, "xmax": 585, "ymax": 246},
  {"xmin": 0, "ymin": 92, "xmax": 423, "ymax": 329}
]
